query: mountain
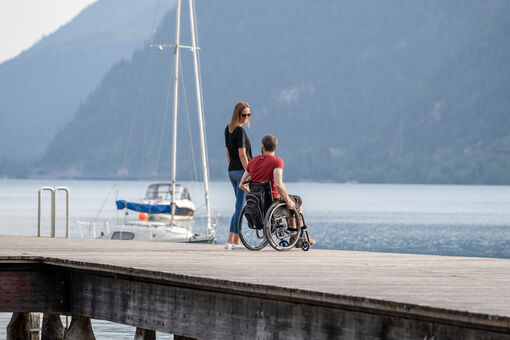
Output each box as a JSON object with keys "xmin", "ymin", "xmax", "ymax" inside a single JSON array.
[
  {"xmin": 35, "ymin": 1, "xmax": 510, "ymax": 183},
  {"xmin": 0, "ymin": 0, "xmax": 175, "ymax": 171}
]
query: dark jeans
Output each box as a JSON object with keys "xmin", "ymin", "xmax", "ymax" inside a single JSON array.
[{"xmin": 228, "ymin": 170, "xmax": 246, "ymax": 234}]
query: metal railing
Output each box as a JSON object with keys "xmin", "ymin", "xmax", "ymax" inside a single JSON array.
[{"xmin": 38, "ymin": 187, "xmax": 70, "ymax": 238}]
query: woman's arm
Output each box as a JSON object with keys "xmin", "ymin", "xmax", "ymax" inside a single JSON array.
[
  {"xmin": 238, "ymin": 147, "xmax": 249, "ymax": 170},
  {"xmin": 225, "ymin": 147, "xmax": 230, "ymax": 164}
]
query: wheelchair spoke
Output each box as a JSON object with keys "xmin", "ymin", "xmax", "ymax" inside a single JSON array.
[
  {"xmin": 264, "ymin": 201, "xmax": 301, "ymax": 251},
  {"xmin": 238, "ymin": 206, "xmax": 268, "ymax": 251}
]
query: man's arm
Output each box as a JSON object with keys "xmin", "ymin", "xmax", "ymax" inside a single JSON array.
[
  {"xmin": 274, "ymin": 168, "xmax": 295, "ymax": 210},
  {"xmin": 239, "ymin": 170, "xmax": 251, "ymax": 193}
]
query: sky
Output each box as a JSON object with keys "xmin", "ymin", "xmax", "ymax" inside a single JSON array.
[{"xmin": 0, "ymin": 0, "xmax": 98, "ymax": 64}]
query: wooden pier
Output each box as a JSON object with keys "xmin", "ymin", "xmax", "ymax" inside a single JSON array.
[{"xmin": 1, "ymin": 235, "xmax": 509, "ymax": 339}]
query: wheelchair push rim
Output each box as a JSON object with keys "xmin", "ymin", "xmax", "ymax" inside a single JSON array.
[
  {"xmin": 264, "ymin": 201, "xmax": 301, "ymax": 251},
  {"xmin": 238, "ymin": 206, "xmax": 268, "ymax": 251}
]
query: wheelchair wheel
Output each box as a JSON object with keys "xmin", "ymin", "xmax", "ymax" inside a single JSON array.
[
  {"xmin": 301, "ymin": 241, "xmax": 310, "ymax": 251},
  {"xmin": 264, "ymin": 201, "xmax": 301, "ymax": 251},
  {"xmin": 238, "ymin": 206, "xmax": 268, "ymax": 251}
]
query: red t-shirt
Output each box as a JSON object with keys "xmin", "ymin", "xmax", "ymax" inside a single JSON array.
[{"xmin": 246, "ymin": 154, "xmax": 284, "ymax": 199}]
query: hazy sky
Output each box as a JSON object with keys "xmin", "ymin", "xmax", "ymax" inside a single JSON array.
[{"xmin": 0, "ymin": 0, "xmax": 98, "ymax": 63}]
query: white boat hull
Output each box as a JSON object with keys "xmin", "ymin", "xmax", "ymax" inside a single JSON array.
[{"xmin": 97, "ymin": 222, "xmax": 214, "ymax": 243}]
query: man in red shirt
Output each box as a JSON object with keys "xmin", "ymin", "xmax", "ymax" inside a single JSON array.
[
  {"xmin": 239, "ymin": 134, "xmax": 315, "ymax": 246},
  {"xmin": 239, "ymin": 135, "xmax": 300, "ymax": 210}
]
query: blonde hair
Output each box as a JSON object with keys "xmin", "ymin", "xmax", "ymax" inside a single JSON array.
[{"xmin": 228, "ymin": 101, "xmax": 251, "ymax": 133}]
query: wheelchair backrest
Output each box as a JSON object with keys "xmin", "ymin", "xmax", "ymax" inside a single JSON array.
[
  {"xmin": 248, "ymin": 181, "xmax": 273, "ymax": 213},
  {"xmin": 244, "ymin": 181, "xmax": 273, "ymax": 230}
]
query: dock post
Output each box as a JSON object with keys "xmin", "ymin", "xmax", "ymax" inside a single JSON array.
[
  {"xmin": 174, "ymin": 335, "xmax": 198, "ymax": 340},
  {"xmin": 6, "ymin": 312, "xmax": 40, "ymax": 340},
  {"xmin": 42, "ymin": 313, "xmax": 65, "ymax": 340},
  {"xmin": 63, "ymin": 315, "xmax": 95, "ymax": 340},
  {"xmin": 134, "ymin": 328, "xmax": 156, "ymax": 340}
]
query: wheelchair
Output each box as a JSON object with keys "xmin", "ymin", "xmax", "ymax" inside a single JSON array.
[{"xmin": 238, "ymin": 181, "xmax": 312, "ymax": 251}]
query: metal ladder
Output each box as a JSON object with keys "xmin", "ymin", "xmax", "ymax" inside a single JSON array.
[{"xmin": 37, "ymin": 187, "xmax": 70, "ymax": 238}]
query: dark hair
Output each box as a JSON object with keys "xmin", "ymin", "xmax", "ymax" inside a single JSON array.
[{"xmin": 262, "ymin": 135, "xmax": 278, "ymax": 152}]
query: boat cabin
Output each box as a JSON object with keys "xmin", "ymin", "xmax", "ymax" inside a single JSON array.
[{"xmin": 144, "ymin": 183, "xmax": 191, "ymax": 202}]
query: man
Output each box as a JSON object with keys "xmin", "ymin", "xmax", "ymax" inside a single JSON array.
[{"xmin": 239, "ymin": 135, "xmax": 314, "ymax": 245}]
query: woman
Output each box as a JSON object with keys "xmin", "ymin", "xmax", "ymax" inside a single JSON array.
[{"xmin": 224, "ymin": 101, "xmax": 252, "ymax": 249}]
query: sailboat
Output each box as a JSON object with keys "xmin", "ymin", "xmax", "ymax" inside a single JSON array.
[{"xmin": 96, "ymin": 0, "xmax": 215, "ymax": 243}]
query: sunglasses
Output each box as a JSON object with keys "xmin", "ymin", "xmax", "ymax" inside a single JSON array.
[{"xmin": 241, "ymin": 113, "xmax": 251, "ymax": 118}]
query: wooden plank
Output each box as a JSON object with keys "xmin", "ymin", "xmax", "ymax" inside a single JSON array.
[
  {"xmin": 0, "ymin": 265, "xmax": 68, "ymax": 312},
  {"xmin": 68, "ymin": 271, "xmax": 510, "ymax": 339},
  {"xmin": 1, "ymin": 236, "xmax": 510, "ymax": 338},
  {"xmin": 1, "ymin": 236, "xmax": 508, "ymax": 319}
]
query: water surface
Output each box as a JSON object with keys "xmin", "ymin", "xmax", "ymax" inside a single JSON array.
[{"xmin": 1, "ymin": 179, "xmax": 509, "ymax": 338}]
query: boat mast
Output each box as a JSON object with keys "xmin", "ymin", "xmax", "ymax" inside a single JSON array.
[
  {"xmin": 170, "ymin": 0, "xmax": 182, "ymax": 225},
  {"xmin": 188, "ymin": 0, "xmax": 212, "ymax": 232},
  {"xmin": 153, "ymin": 0, "xmax": 211, "ymax": 231}
]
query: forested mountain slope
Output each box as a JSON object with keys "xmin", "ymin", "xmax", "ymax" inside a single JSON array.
[
  {"xmin": 40, "ymin": 0, "xmax": 510, "ymax": 184},
  {"xmin": 0, "ymin": 0, "xmax": 174, "ymax": 167}
]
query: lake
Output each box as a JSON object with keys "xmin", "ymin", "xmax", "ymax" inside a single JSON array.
[{"xmin": 1, "ymin": 178, "xmax": 509, "ymax": 338}]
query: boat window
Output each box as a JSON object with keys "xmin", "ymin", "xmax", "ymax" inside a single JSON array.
[
  {"xmin": 144, "ymin": 184, "xmax": 187, "ymax": 201},
  {"xmin": 159, "ymin": 184, "xmax": 171, "ymax": 199},
  {"xmin": 181, "ymin": 188, "xmax": 191, "ymax": 200},
  {"xmin": 111, "ymin": 232, "xmax": 135, "ymax": 240},
  {"xmin": 145, "ymin": 185, "xmax": 160, "ymax": 200}
]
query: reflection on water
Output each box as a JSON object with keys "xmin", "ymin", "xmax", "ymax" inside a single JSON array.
[{"xmin": 1, "ymin": 179, "xmax": 509, "ymax": 337}]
